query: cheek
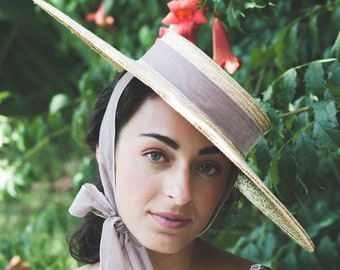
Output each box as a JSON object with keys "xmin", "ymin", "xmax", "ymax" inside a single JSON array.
[
  {"xmin": 115, "ymin": 151, "xmax": 158, "ymax": 213},
  {"xmin": 202, "ymin": 187, "xmax": 224, "ymax": 210},
  {"xmin": 196, "ymin": 179, "xmax": 227, "ymax": 218},
  {"xmin": 202, "ymin": 166, "xmax": 231, "ymax": 212}
]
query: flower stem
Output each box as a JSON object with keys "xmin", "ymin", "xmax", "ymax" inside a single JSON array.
[
  {"xmin": 279, "ymin": 106, "xmax": 312, "ymax": 118},
  {"xmin": 271, "ymin": 58, "xmax": 337, "ymax": 87}
]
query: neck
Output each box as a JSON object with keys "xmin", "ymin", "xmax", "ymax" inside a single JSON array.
[{"xmin": 147, "ymin": 238, "xmax": 200, "ymax": 270}]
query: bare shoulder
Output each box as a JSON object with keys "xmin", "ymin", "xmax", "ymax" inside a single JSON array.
[
  {"xmin": 75, "ymin": 262, "xmax": 100, "ymax": 270},
  {"xmin": 194, "ymin": 239, "xmax": 255, "ymax": 270}
]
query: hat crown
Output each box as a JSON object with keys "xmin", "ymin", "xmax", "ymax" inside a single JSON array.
[{"xmin": 140, "ymin": 32, "xmax": 270, "ymax": 156}]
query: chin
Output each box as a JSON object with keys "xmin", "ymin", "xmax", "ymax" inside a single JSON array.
[{"xmin": 142, "ymin": 234, "xmax": 192, "ymax": 255}]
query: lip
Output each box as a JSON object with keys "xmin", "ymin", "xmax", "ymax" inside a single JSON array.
[{"xmin": 150, "ymin": 212, "xmax": 190, "ymax": 230}]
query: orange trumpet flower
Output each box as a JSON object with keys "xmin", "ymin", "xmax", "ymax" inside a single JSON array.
[{"xmin": 212, "ymin": 17, "xmax": 242, "ymax": 74}]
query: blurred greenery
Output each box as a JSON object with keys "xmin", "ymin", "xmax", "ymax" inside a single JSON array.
[{"xmin": 1, "ymin": 0, "xmax": 339, "ymax": 269}]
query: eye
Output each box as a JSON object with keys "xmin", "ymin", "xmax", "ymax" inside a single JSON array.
[
  {"xmin": 198, "ymin": 163, "xmax": 220, "ymax": 176},
  {"xmin": 145, "ymin": 151, "xmax": 166, "ymax": 162}
]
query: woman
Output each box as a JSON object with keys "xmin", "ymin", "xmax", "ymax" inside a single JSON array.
[
  {"xmin": 70, "ymin": 75, "xmax": 264, "ymax": 269},
  {"xmin": 33, "ymin": 1, "xmax": 315, "ymax": 269}
]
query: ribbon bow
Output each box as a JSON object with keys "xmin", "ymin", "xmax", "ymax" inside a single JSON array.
[{"xmin": 70, "ymin": 184, "xmax": 152, "ymax": 269}]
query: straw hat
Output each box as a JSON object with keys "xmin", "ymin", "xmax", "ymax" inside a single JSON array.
[{"xmin": 33, "ymin": 0, "xmax": 314, "ymax": 252}]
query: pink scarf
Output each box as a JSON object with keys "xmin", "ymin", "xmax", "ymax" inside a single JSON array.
[{"xmin": 69, "ymin": 73, "xmax": 153, "ymax": 269}]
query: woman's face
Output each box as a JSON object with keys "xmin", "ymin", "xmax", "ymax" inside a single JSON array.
[{"xmin": 115, "ymin": 97, "xmax": 231, "ymax": 254}]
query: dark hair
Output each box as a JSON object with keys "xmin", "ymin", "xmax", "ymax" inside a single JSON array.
[
  {"xmin": 68, "ymin": 73, "xmax": 157, "ymax": 264},
  {"xmin": 67, "ymin": 73, "xmax": 239, "ymax": 264}
]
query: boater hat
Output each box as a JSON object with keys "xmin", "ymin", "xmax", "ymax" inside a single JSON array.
[{"xmin": 33, "ymin": 0, "xmax": 314, "ymax": 253}]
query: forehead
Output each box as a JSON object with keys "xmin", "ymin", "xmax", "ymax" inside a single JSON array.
[{"xmin": 122, "ymin": 97, "xmax": 214, "ymax": 147}]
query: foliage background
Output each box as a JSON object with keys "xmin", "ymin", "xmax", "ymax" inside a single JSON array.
[{"xmin": 1, "ymin": 0, "xmax": 339, "ymax": 269}]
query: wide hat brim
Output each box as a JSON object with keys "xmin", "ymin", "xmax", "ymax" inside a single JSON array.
[{"xmin": 33, "ymin": 0, "xmax": 314, "ymax": 252}]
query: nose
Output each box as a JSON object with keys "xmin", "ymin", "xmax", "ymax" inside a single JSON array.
[{"xmin": 164, "ymin": 163, "xmax": 192, "ymax": 205}]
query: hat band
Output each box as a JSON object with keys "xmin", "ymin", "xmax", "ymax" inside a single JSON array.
[{"xmin": 141, "ymin": 40, "xmax": 263, "ymax": 156}]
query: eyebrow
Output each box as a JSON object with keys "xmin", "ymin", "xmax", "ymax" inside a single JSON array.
[
  {"xmin": 198, "ymin": 146, "xmax": 222, "ymax": 155},
  {"xmin": 139, "ymin": 133, "xmax": 222, "ymax": 155},
  {"xmin": 139, "ymin": 133, "xmax": 179, "ymax": 150}
]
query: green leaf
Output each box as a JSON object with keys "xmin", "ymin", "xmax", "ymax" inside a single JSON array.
[
  {"xmin": 280, "ymin": 252, "xmax": 297, "ymax": 269},
  {"xmin": 332, "ymin": 31, "xmax": 340, "ymax": 61},
  {"xmin": 239, "ymin": 243, "xmax": 260, "ymax": 262},
  {"xmin": 283, "ymin": 69, "xmax": 297, "ymax": 93},
  {"xmin": 103, "ymin": 0, "xmax": 114, "ymax": 12},
  {"xmin": 29, "ymin": 116, "xmax": 47, "ymax": 141},
  {"xmin": 0, "ymin": 91, "xmax": 10, "ymax": 103},
  {"xmin": 304, "ymin": 61, "xmax": 327, "ymax": 97},
  {"xmin": 244, "ymin": 2, "xmax": 266, "ymax": 9},
  {"xmin": 138, "ymin": 25, "xmax": 154, "ymax": 48},
  {"xmin": 11, "ymin": 123, "xmax": 26, "ymax": 152},
  {"xmin": 226, "ymin": 4, "xmax": 241, "ymax": 29},
  {"xmin": 287, "ymin": 22, "xmax": 298, "ymax": 62},
  {"xmin": 0, "ymin": 120, "xmax": 11, "ymax": 147},
  {"xmin": 262, "ymin": 85, "xmax": 274, "ymax": 103},
  {"xmin": 308, "ymin": 14, "xmax": 319, "ymax": 58},
  {"xmin": 292, "ymin": 112, "xmax": 310, "ymax": 133},
  {"xmin": 297, "ymin": 249, "xmax": 318, "ymax": 269},
  {"xmin": 261, "ymin": 102, "xmax": 282, "ymax": 146},
  {"xmin": 277, "ymin": 69, "xmax": 297, "ymax": 109},
  {"xmin": 313, "ymin": 101, "xmax": 338, "ymax": 127},
  {"xmin": 261, "ymin": 232, "xmax": 276, "ymax": 259},
  {"xmin": 313, "ymin": 101, "xmax": 340, "ymax": 151},
  {"xmin": 269, "ymin": 155, "xmax": 280, "ymax": 190},
  {"xmin": 313, "ymin": 121, "xmax": 340, "ymax": 151},
  {"xmin": 327, "ymin": 61, "xmax": 340, "ymax": 97},
  {"xmin": 49, "ymin": 94, "xmax": 70, "ymax": 114},
  {"xmin": 294, "ymin": 132, "xmax": 318, "ymax": 181},
  {"xmin": 317, "ymin": 236, "xmax": 339, "ymax": 268},
  {"xmin": 337, "ymin": 232, "xmax": 340, "ymax": 248},
  {"xmin": 254, "ymin": 138, "xmax": 272, "ymax": 176},
  {"xmin": 277, "ymin": 146, "xmax": 297, "ymax": 198}
]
